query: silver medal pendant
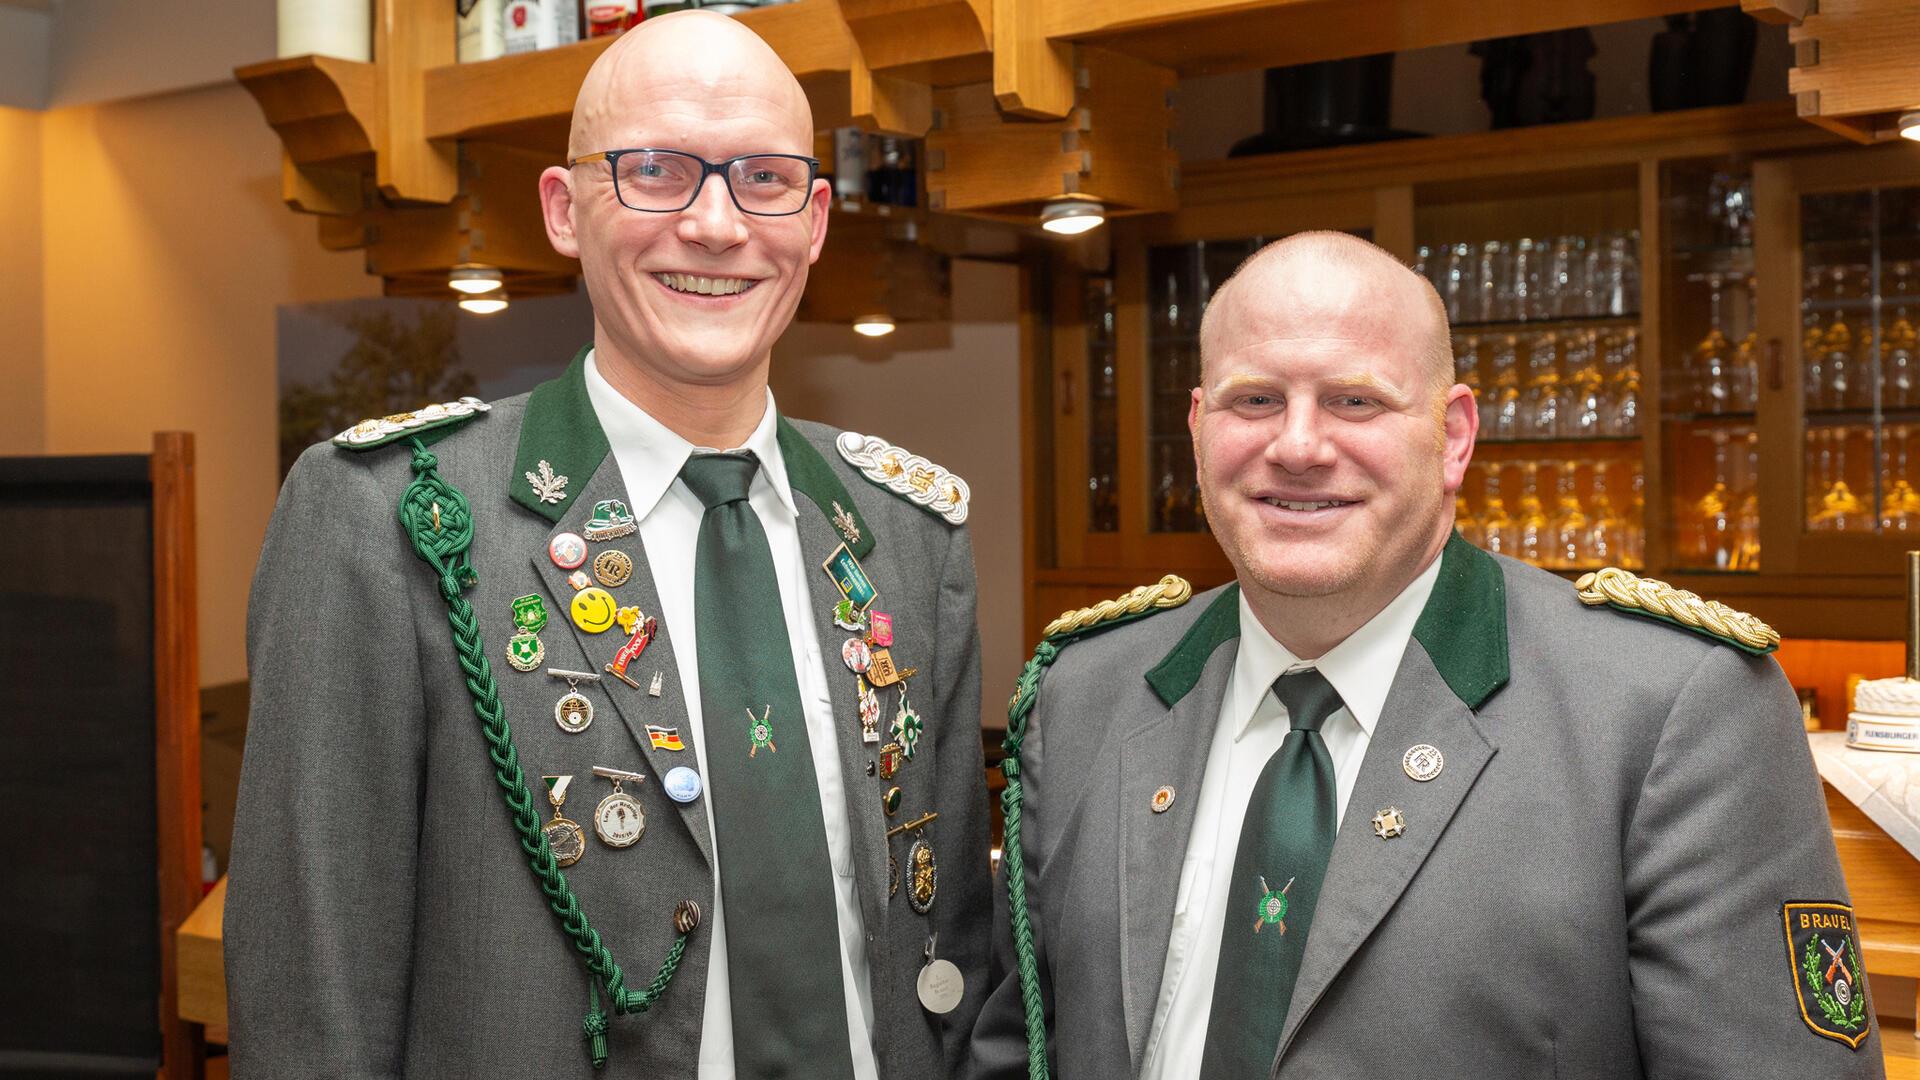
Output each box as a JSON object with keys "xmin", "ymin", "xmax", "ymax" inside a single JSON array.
[
  {"xmin": 917, "ymin": 933, "xmax": 964, "ymax": 1014},
  {"xmin": 543, "ymin": 817, "xmax": 586, "ymax": 867},
  {"xmin": 594, "ymin": 789, "xmax": 646, "ymax": 848},
  {"xmin": 555, "ymin": 690, "xmax": 594, "ymax": 733}
]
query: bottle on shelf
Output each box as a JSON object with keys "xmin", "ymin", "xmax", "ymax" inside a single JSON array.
[
  {"xmin": 1694, "ymin": 274, "xmax": 1733, "ymax": 415},
  {"xmin": 1819, "ymin": 266, "xmax": 1857, "ymax": 411}
]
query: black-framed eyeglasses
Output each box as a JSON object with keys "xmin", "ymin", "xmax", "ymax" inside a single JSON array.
[{"xmin": 566, "ymin": 148, "xmax": 820, "ymax": 217}]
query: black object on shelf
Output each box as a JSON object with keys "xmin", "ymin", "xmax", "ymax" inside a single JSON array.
[
  {"xmin": 1649, "ymin": 10, "xmax": 1758, "ymax": 113},
  {"xmin": 1470, "ymin": 28, "xmax": 1597, "ymax": 130},
  {"xmin": 1228, "ymin": 54, "xmax": 1422, "ymax": 157}
]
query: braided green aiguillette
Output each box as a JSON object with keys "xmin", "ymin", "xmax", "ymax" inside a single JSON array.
[{"xmin": 398, "ymin": 438, "xmax": 687, "ymax": 1070}]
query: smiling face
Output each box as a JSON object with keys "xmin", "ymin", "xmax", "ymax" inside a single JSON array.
[
  {"xmin": 539, "ymin": 12, "xmax": 827, "ymax": 397},
  {"xmin": 1191, "ymin": 234, "xmax": 1476, "ymax": 632}
]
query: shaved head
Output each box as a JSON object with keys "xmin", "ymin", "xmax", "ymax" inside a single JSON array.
[
  {"xmin": 1200, "ymin": 232, "xmax": 1452, "ymax": 401},
  {"xmin": 568, "ymin": 11, "xmax": 814, "ymax": 160}
]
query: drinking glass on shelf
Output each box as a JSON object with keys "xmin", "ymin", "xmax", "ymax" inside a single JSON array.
[
  {"xmin": 1521, "ymin": 332, "xmax": 1562, "ymax": 438},
  {"xmin": 1546, "ymin": 236, "xmax": 1587, "ymax": 319},
  {"xmin": 1456, "ymin": 489, "xmax": 1485, "ymax": 548},
  {"xmin": 1707, "ymin": 171, "xmax": 1754, "ymax": 248},
  {"xmin": 1883, "ymin": 262, "xmax": 1916, "ymax": 409},
  {"xmin": 1730, "ymin": 428, "xmax": 1761, "ymax": 570},
  {"xmin": 1808, "ymin": 427, "xmax": 1869, "ymax": 531},
  {"xmin": 1584, "ymin": 463, "xmax": 1623, "ymax": 568},
  {"xmin": 1693, "ymin": 430, "xmax": 1734, "ymax": 568},
  {"xmin": 1548, "ymin": 461, "xmax": 1590, "ymax": 569},
  {"xmin": 1624, "ymin": 465, "xmax": 1646, "ymax": 569},
  {"xmin": 1818, "ymin": 266, "xmax": 1857, "ymax": 411},
  {"xmin": 1442, "ymin": 242, "xmax": 1473, "ymax": 323},
  {"xmin": 1604, "ymin": 330, "xmax": 1641, "ymax": 435},
  {"xmin": 1566, "ymin": 331, "xmax": 1605, "ymax": 438},
  {"xmin": 1515, "ymin": 462, "xmax": 1549, "ymax": 564},
  {"xmin": 1695, "ymin": 274, "xmax": 1734, "ymax": 414},
  {"xmin": 1488, "ymin": 335, "xmax": 1522, "ymax": 440},
  {"xmin": 1413, "ymin": 244, "xmax": 1434, "ymax": 288},
  {"xmin": 1732, "ymin": 275, "xmax": 1759, "ymax": 411},
  {"xmin": 1881, "ymin": 424, "xmax": 1916, "ymax": 532},
  {"xmin": 1453, "ymin": 333, "xmax": 1483, "ymax": 400},
  {"xmin": 1475, "ymin": 240, "xmax": 1514, "ymax": 323},
  {"xmin": 1512, "ymin": 238, "xmax": 1544, "ymax": 321},
  {"xmin": 1587, "ymin": 230, "xmax": 1641, "ymax": 317},
  {"xmin": 1480, "ymin": 462, "xmax": 1515, "ymax": 556}
]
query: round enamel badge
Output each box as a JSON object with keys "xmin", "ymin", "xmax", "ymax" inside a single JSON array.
[
  {"xmin": 548, "ymin": 532, "xmax": 588, "ymax": 569},
  {"xmin": 571, "ymin": 587, "xmax": 619, "ymax": 633},
  {"xmin": 1402, "ymin": 744, "xmax": 1445, "ymax": 782},
  {"xmin": 843, "ymin": 637, "xmax": 872, "ymax": 674}
]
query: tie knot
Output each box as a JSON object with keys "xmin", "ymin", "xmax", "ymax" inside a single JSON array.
[
  {"xmin": 1273, "ymin": 668, "xmax": 1343, "ymax": 732},
  {"xmin": 680, "ymin": 452, "xmax": 758, "ymax": 509}
]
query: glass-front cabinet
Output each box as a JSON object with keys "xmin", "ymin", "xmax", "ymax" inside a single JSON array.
[{"xmin": 1033, "ymin": 106, "xmax": 1920, "ymax": 641}]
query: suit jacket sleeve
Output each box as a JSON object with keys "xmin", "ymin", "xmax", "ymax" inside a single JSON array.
[
  {"xmin": 966, "ymin": 657, "xmax": 1057, "ymax": 1080},
  {"xmin": 928, "ymin": 520, "xmax": 993, "ymax": 1072},
  {"xmin": 225, "ymin": 445, "xmax": 427, "ymax": 1080},
  {"xmin": 1623, "ymin": 644, "xmax": 1885, "ymax": 1078}
]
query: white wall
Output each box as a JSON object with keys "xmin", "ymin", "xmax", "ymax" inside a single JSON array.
[{"xmin": 772, "ymin": 258, "xmax": 1025, "ymax": 731}]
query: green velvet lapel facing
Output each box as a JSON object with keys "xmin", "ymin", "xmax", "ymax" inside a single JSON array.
[
  {"xmin": 1143, "ymin": 532, "xmax": 1510, "ymax": 712},
  {"xmin": 1145, "ymin": 584, "xmax": 1243, "ymax": 707},
  {"xmin": 776, "ymin": 417, "xmax": 875, "ymax": 560},
  {"xmin": 1410, "ymin": 532, "xmax": 1510, "ymax": 710},
  {"xmin": 510, "ymin": 345, "xmax": 612, "ymax": 522}
]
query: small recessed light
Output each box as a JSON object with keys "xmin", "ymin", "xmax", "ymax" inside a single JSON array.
[
  {"xmin": 1900, "ymin": 112, "xmax": 1920, "ymax": 142},
  {"xmin": 459, "ymin": 296, "xmax": 508, "ymax": 315},
  {"xmin": 449, "ymin": 265, "xmax": 504, "ymax": 295},
  {"xmin": 853, "ymin": 315, "xmax": 896, "ymax": 337},
  {"xmin": 1040, "ymin": 198, "xmax": 1106, "ymax": 236}
]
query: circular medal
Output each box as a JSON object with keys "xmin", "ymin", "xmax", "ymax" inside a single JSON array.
[
  {"xmin": 907, "ymin": 837, "xmax": 938, "ymax": 914},
  {"xmin": 555, "ymin": 690, "xmax": 594, "ymax": 733},
  {"xmin": 916, "ymin": 958, "xmax": 965, "ymax": 1015},
  {"xmin": 1402, "ymin": 744, "xmax": 1445, "ymax": 782},
  {"xmin": 548, "ymin": 532, "xmax": 588, "ymax": 570},
  {"xmin": 571, "ymin": 586, "xmax": 619, "ymax": 633},
  {"xmin": 593, "ymin": 549, "xmax": 634, "ymax": 588},
  {"xmin": 594, "ymin": 790, "xmax": 646, "ymax": 848},
  {"xmin": 843, "ymin": 637, "xmax": 872, "ymax": 674},
  {"xmin": 664, "ymin": 766, "xmax": 702, "ymax": 804},
  {"xmin": 543, "ymin": 817, "xmax": 586, "ymax": 867},
  {"xmin": 506, "ymin": 631, "xmax": 545, "ymax": 672},
  {"xmin": 674, "ymin": 899, "xmax": 702, "ymax": 934}
]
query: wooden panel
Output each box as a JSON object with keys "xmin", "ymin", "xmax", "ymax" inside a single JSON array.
[
  {"xmin": 424, "ymin": 0, "xmax": 856, "ymax": 148},
  {"xmin": 1826, "ymin": 786, "xmax": 1920, "ymax": 981},
  {"xmin": 234, "ymin": 55, "xmax": 377, "ymax": 168},
  {"xmin": 1788, "ymin": 0, "xmax": 1920, "ymax": 144},
  {"xmin": 994, "ymin": 0, "xmax": 1073, "ymax": 119},
  {"xmin": 153, "ymin": 432, "xmax": 205, "ymax": 1080},
  {"xmin": 177, "ymin": 877, "xmax": 228, "ymax": 1029},
  {"xmin": 374, "ymin": 0, "xmax": 458, "ymax": 203},
  {"xmin": 1044, "ymin": 0, "xmax": 1742, "ymax": 78},
  {"xmin": 842, "ymin": 0, "xmax": 990, "ymax": 71}
]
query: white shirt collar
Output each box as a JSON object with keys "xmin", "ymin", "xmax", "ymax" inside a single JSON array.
[
  {"xmin": 582, "ymin": 348, "xmax": 798, "ymax": 521},
  {"xmin": 1228, "ymin": 551, "xmax": 1446, "ymax": 742}
]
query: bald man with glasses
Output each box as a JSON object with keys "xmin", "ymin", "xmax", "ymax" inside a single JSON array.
[{"xmin": 226, "ymin": 13, "xmax": 991, "ymax": 1078}]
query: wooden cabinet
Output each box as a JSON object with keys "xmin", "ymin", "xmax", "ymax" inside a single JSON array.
[{"xmin": 1026, "ymin": 103, "xmax": 1920, "ymax": 643}]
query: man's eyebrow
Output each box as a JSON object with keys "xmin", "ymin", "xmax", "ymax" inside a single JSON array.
[{"xmin": 1208, "ymin": 370, "xmax": 1415, "ymax": 405}]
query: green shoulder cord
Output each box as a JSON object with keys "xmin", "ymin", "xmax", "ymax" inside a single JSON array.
[
  {"xmin": 998, "ymin": 575, "xmax": 1193, "ymax": 1080},
  {"xmin": 396, "ymin": 438, "xmax": 688, "ymax": 1069}
]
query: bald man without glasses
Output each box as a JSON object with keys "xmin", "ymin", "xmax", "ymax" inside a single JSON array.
[
  {"xmin": 968, "ymin": 233, "xmax": 1881, "ymax": 1079},
  {"xmin": 228, "ymin": 13, "xmax": 991, "ymax": 1078}
]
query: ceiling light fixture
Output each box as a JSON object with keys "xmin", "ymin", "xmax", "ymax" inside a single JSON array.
[
  {"xmin": 449, "ymin": 264, "xmax": 505, "ymax": 295},
  {"xmin": 1900, "ymin": 112, "xmax": 1920, "ymax": 142},
  {"xmin": 852, "ymin": 314, "xmax": 896, "ymax": 337},
  {"xmin": 458, "ymin": 295, "xmax": 509, "ymax": 315},
  {"xmin": 1040, "ymin": 198, "xmax": 1107, "ymax": 236}
]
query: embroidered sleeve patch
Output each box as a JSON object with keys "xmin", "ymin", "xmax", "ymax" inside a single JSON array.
[{"xmin": 1782, "ymin": 901, "xmax": 1872, "ymax": 1049}]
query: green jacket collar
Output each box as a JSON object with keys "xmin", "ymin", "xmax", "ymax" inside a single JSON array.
[
  {"xmin": 511, "ymin": 345, "xmax": 609, "ymax": 522},
  {"xmin": 776, "ymin": 417, "xmax": 875, "ymax": 559},
  {"xmin": 1144, "ymin": 532, "xmax": 1509, "ymax": 710},
  {"xmin": 510, "ymin": 349, "xmax": 876, "ymax": 560}
]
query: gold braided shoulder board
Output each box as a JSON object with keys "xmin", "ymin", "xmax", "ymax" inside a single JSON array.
[
  {"xmin": 1574, "ymin": 566, "xmax": 1780, "ymax": 655},
  {"xmin": 1043, "ymin": 575, "xmax": 1193, "ymax": 640}
]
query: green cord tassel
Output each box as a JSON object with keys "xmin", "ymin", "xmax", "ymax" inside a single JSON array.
[{"xmin": 396, "ymin": 437, "xmax": 689, "ymax": 1069}]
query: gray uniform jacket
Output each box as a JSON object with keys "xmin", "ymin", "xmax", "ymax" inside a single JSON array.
[
  {"xmin": 226, "ymin": 349, "xmax": 990, "ymax": 1078},
  {"xmin": 970, "ymin": 535, "xmax": 1885, "ymax": 1079}
]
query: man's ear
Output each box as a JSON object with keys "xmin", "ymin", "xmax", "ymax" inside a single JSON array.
[
  {"xmin": 539, "ymin": 165, "xmax": 581, "ymax": 260},
  {"xmin": 805, "ymin": 178, "xmax": 831, "ymax": 265}
]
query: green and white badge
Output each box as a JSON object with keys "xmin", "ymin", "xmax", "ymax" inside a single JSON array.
[{"xmin": 821, "ymin": 542, "xmax": 877, "ymax": 612}]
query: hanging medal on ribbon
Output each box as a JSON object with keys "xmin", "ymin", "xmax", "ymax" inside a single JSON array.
[
  {"xmin": 541, "ymin": 775, "xmax": 586, "ymax": 868},
  {"xmin": 892, "ymin": 684, "xmax": 924, "ymax": 759}
]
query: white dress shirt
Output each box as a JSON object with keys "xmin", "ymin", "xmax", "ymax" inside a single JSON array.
[
  {"xmin": 1138, "ymin": 553, "xmax": 1444, "ymax": 1080},
  {"xmin": 584, "ymin": 353, "xmax": 880, "ymax": 1080}
]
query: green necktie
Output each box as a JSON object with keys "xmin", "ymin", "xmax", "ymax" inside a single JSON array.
[
  {"xmin": 681, "ymin": 452, "xmax": 854, "ymax": 1079},
  {"xmin": 1199, "ymin": 667, "xmax": 1342, "ymax": 1080}
]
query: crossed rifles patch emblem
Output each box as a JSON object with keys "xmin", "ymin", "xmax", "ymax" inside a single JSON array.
[{"xmin": 1782, "ymin": 901, "xmax": 1870, "ymax": 1050}]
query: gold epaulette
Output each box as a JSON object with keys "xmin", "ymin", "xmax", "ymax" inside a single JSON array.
[
  {"xmin": 1043, "ymin": 575, "xmax": 1193, "ymax": 641},
  {"xmin": 1574, "ymin": 566, "xmax": 1780, "ymax": 655}
]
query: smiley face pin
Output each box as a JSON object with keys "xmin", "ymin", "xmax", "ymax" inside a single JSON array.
[{"xmin": 571, "ymin": 586, "xmax": 619, "ymax": 634}]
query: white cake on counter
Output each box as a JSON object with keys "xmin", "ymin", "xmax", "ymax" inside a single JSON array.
[{"xmin": 1848, "ymin": 676, "xmax": 1920, "ymax": 753}]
